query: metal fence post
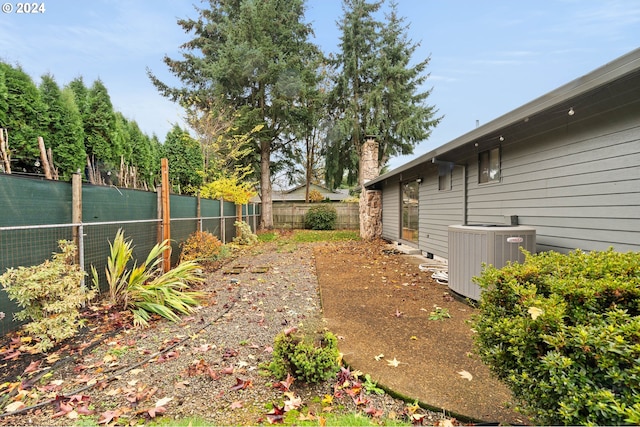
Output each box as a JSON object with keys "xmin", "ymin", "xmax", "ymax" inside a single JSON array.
[{"xmin": 220, "ymin": 198, "xmax": 225, "ymax": 244}]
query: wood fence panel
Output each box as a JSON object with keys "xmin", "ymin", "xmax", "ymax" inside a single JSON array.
[{"xmin": 271, "ymin": 203, "xmax": 359, "ymax": 230}]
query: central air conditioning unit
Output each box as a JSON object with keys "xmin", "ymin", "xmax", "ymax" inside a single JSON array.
[{"xmin": 448, "ymin": 225, "xmax": 536, "ymax": 301}]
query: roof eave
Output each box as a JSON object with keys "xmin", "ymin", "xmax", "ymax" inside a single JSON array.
[{"xmin": 365, "ymin": 47, "xmax": 640, "ymax": 188}]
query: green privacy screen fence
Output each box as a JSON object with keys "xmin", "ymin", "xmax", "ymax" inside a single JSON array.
[{"xmin": 0, "ymin": 174, "xmax": 260, "ymax": 336}]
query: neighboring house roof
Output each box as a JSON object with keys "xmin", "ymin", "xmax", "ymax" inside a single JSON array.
[
  {"xmin": 365, "ymin": 47, "xmax": 640, "ymax": 188},
  {"xmin": 251, "ymin": 183, "xmax": 351, "ymax": 202}
]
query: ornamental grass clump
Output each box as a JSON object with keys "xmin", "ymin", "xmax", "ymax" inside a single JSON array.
[
  {"xmin": 92, "ymin": 229, "xmax": 204, "ymax": 327},
  {"xmin": 472, "ymin": 248, "xmax": 640, "ymax": 425},
  {"xmin": 0, "ymin": 240, "xmax": 95, "ymax": 352}
]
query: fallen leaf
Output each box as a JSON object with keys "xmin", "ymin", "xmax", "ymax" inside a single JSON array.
[
  {"xmin": 364, "ymin": 405, "xmax": 383, "ymax": 417},
  {"xmin": 46, "ymin": 353, "xmax": 60, "ymax": 364},
  {"xmin": 374, "ymin": 353, "xmax": 384, "ymax": 361},
  {"xmin": 220, "ymin": 365, "xmax": 235, "ymax": 375},
  {"xmin": 439, "ymin": 419, "xmax": 455, "ymax": 427},
  {"xmin": 410, "ymin": 336, "xmax": 418, "ymax": 340},
  {"xmin": 265, "ymin": 404, "xmax": 285, "ymax": 424},
  {"xmin": 4, "ymin": 401, "xmax": 26, "ymax": 413},
  {"xmin": 230, "ymin": 377, "xmax": 252, "ymax": 391},
  {"xmin": 23, "ymin": 360, "xmax": 41, "ymax": 375},
  {"xmin": 386, "ymin": 358, "xmax": 402, "ymax": 367},
  {"xmin": 230, "ymin": 400, "xmax": 243, "ymax": 409},
  {"xmin": 528, "ymin": 306, "xmax": 544, "ymax": 320},
  {"xmin": 457, "ymin": 370, "xmax": 473, "ymax": 381},
  {"xmin": 155, "ymin": 397, "xmax": 173, "ymax": 407},
  {"xmin": 98, "ymin": 409, "xmax": 120, "ymax": 425},
  {"xmin": 147, "ymin": 406, "xmax": 166, "ymax": 418},
  {"xmin": 283, "ymin": 392, "xmax": 302, "ymax": 412},
  {"xmin": 272, "ymin": 373, "xmax": 295, "ymax": 392}
]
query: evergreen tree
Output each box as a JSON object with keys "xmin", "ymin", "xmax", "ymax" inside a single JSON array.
[
  {"xmin": 67, "ymin": 77, "xmax": 89, "ymax": 119},
  {"xmin": 128, "ymin": 119, "xmax": 154, "ymax": 188},
  {"xmin": 85, "ymin": 79, "xmax": 117, "ymax": 170},
  {"xmin": 0, "ymin": 63, "xmax": 45, "ymax": 171},
  {"xmin": 112, "ymin": 112, "xmax": 131, "ymax": 168},
  {"xmin": 39, "ymin": 75, "xmax": 86, "ymax": 180},
  {"xmin": 376, "ymin": 2, "xmax": 440, "ymax": 166},
  {"xmin": 327, "ymin": 0, "xmax": 440, "ymax": 187},
  {"xmin": 162, "ymin": 124, "xmax": 203, "ymax": 194},
  {"xmin": 148, "ymin": 0, "xmax": 320, "ymax": 228},
  {"xmin": 0, "ymin": 65, "xmax": 7, "ymax": 128}
]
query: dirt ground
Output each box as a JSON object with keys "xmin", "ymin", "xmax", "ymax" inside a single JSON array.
[
  {"xmin": 0, "ymin": 237, "xmax": 528, "ymax": 425},
  {"xmin": 314, "ymin": 240, "xmax": 528, "ymax": 425}
]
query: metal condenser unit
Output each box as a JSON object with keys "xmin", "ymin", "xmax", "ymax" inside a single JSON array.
[{"xmin": 448, "ymin": 225, "xmax": 536, "ymax": 301}]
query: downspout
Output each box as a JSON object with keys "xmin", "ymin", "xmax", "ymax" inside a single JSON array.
[{"xmin": 459, "ymin": 164, "xmax": 467, "ymax": 225}]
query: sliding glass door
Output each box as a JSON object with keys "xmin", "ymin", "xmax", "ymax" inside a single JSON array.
[{"xmin": 402, "ymin": 180, "xmax": 419, "ymax": 242}]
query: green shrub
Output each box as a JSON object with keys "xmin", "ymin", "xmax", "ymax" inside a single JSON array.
[
  {"xmin": 0, "ymin": 240, "xmax": 95, "ymax": 352},
  {"xmin": 304, "ymin": 204, "xmax": 337, "ymax": 230},
  {"xmin": 92, "ymin": 229, "xmax": 204, "ymax": 327},
  {"xmin": 472, "ymin": 248, "xmax": 640, "ymax": 425},
  {"xmin": 267, "ymin": 329, "xmax": 340, "ymax": 383},
  {"xmin": 233, "ymin": 220, "xmax": 258, "ymax": 246},
  {"xmin": 180, "ymin": 231, "xmax": 223, "ymax": 264}
]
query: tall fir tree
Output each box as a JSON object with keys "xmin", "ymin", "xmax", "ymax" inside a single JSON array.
[
  {"xmin": 148, "ymin": 0, "xmax": 320, "ymax": 229},
  {"xmin": 327, "ymin": 0, "xmax": 440, "ymax": 187},
  {"xmin": 375, "ymin": 2, "xmax": 440, "ymax": 166}
]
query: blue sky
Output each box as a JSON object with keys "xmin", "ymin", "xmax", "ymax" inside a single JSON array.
[{"xmin": 1, "ymin": 0, "xmax": 639, "ymax": 171}]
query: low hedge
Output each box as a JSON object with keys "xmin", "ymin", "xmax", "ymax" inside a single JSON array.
[{"xmin": 472, "ymin": 248, "xmax": 640, "ymax": 425}]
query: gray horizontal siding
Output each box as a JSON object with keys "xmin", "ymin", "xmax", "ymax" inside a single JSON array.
[
  {"xmin": 381, "ymin": 178, "xmax": 400, "ymax": 241},
  {"xmin": 463, "ymin": 109, "xmax": 640, "ymax": 253},
  {"xmin": 420, "ymin": 166, "xmax": 464, "ymax": 258}
]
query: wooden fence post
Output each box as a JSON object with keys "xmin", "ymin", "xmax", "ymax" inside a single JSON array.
[
  {"xmin": 161, "ymin": 158, "xmax": 171, "ymax": 273},
  {"xmin": 72, "ymin": 173, "xmax": 82, "ymax": 265}
]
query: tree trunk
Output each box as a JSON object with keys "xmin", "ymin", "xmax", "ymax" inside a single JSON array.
[
  {"xmin": 86, "ymin": 156, "xmax": 95, "ymax": 184},
  {"xmin": 0, "ymin": 128, "xmax": 11, "ymax": 174},
  {"xmin": 259, "ymin": 140, "xmax": 273, "ymax": 229},
  {"xmin": 47, "ymin": 148, "xmax": 59, "ymax": 180},
  {"xmin": 37, "ymin": 137, "xmax": 53, "ymax": 180}
]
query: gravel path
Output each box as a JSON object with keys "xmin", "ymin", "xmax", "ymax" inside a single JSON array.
[{"xmin": 1, "ymin": 242, "xmax": 448, "ymax": 426}]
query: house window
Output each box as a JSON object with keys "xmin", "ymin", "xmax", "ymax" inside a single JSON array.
[
  {"xmin": 401, "ymin": 180, "xmax": 419, "ymax": 243},
  {"xmin": 479, "ymin": 147, "xmax": 500, "ymax": 183},
  {"xmin": 438, "ymin": 167, "xmax": 452, "ymax": 191}
]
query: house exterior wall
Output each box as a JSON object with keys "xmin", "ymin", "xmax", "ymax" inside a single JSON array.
[
  {"xmin": 371, "ymin": 51, "xmax": 640, "ymax": 258},
  {"xmin": 419, "ymin": 165, "xmax": 465, "ymax": 258},
  {"xmin": 461, "ymin": 107, "xmax": 640, "ymax": 253},
  {"xmin": 378, "ymin": 77, "xmax": 640, "ymax": 257},
  {"xmin": 381, "ymin": 176, "xmax": 400, "ymax": 242}
]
